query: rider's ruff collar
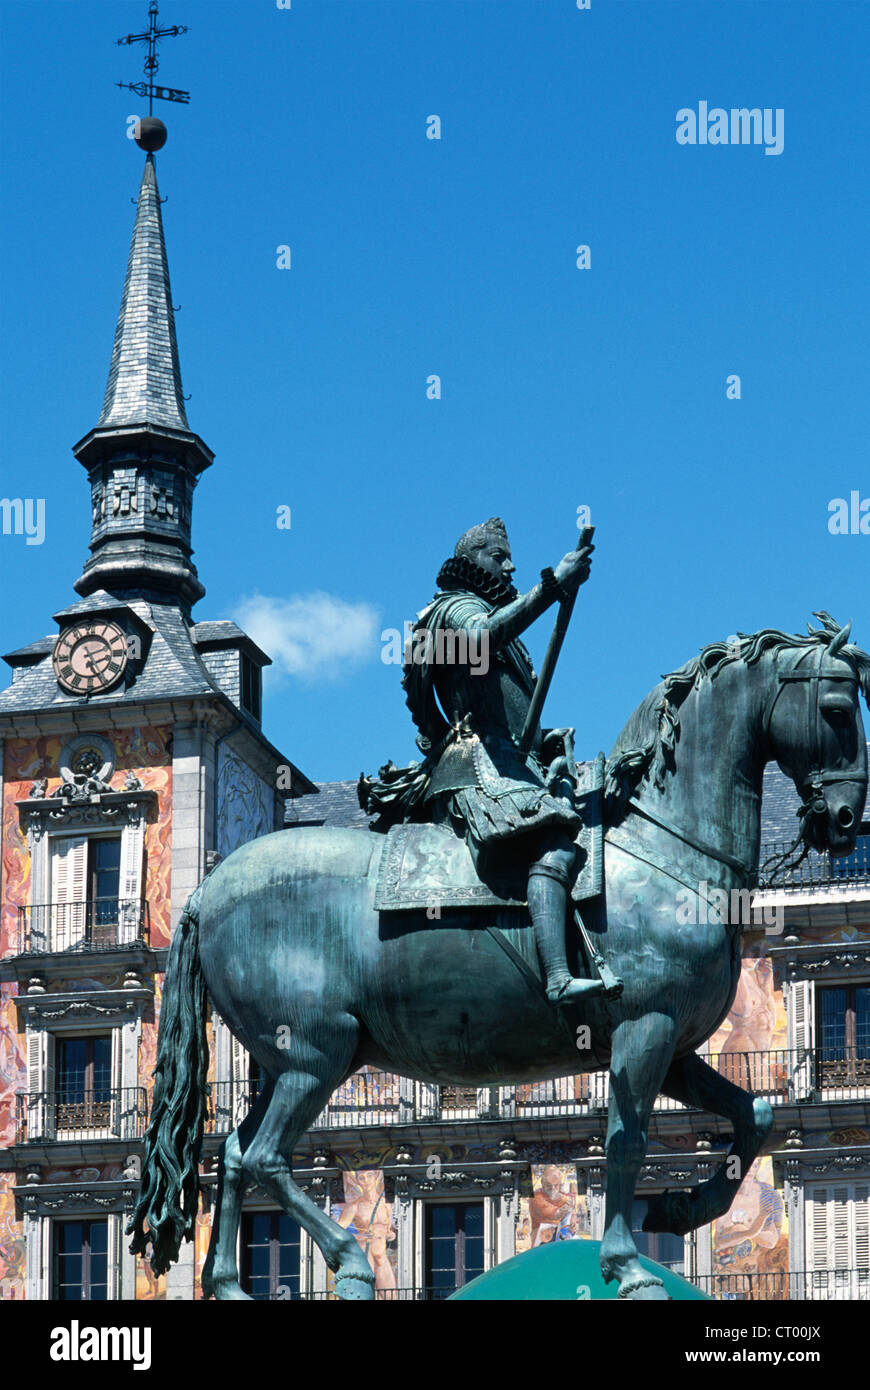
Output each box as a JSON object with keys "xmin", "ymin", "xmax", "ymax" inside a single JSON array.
[{"xmin": 436, "ymin": 555, "xmax": 518, "ymax": 608}]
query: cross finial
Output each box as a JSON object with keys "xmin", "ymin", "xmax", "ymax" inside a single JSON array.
[{"xmin": 117, "ymin": 2, "xmax": 190, "ymax": 117}]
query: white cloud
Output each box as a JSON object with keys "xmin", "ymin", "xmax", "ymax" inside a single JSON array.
[{"xmin": 233, "ymin": 591, "xmax": 380, "ymax": 684}]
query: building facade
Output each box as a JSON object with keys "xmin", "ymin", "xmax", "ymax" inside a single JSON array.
[
  {"xmin": 0, "ymin": 139, "xmax": 316, "ymax": 1301},
  {"xmin": 1, "ymin": 135, "xmax": 868, "ymax": 1304}
]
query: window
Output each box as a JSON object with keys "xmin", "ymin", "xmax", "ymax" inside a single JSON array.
[
  {"xmin": 49, "ymin": 834, "xmax": 126, "ymax": 950},
  {"xmin": 240, "ymin": 1212, "xmax": 300, "ymax": 1300},
  {"xmin": 53, "ymin": 1220, "xmax": 108, "ymax": 1300},
  {"xmin": 241, "ymin": 656, "xmax": 261, "ymax": 721},
  {"xmin": 632, "ymin": 1198, "xmax": 685, "ymax": 1275},
  {"xmin": 806, "ymin": 1184, "xmax": 870, "ymax": 1298},
  {"xmin": 89, "ymin": 836, "xmax": 122, "ymax": 943},
  {"xmin": 817, "ymin": 984, "xmax": 870, "ymax": 1086},
  {"xmin": 425, "ymin": 1202, "xmax": 484, "ymax": 1298},
  {"xmin": 56, "ymin": 1035, "xmax": 113, "ymax": 1132},
  {"xmin": 439, "ymin": 1084, "xmax": 478, "ymax": 1114}
]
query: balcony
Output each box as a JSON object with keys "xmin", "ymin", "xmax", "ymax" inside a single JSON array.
[
  {"xmin": 15, "ymin": 1086, "xmax": 148, "ymax": 1144},
  {"xmin": 760, "ymin": 835, "xmax": 870, "ymax": 890},
  {"xmin": 202, "ymin": 1047, "xmax": 870, "ymax": 1136},
  {"xmin": 696, "ymin": 1269, "xmax": 870, "ymax": 1301},
  {"xmin": 286, "ymin": 1272, "xmax": 869, "ymax": 1301},
  {"xmin": 15, "ymin": 898, "xmax": 149, "ymax": 955}
]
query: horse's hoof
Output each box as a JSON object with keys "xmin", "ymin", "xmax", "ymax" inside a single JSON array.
[
  {"xmin": 210, "ymin": 1280, "xmax": 253, "ymax": 1300},
  {"xmin": 604, "ymin": 977, "xmax": 624, "ymax": 1000},
  {"xmin": 643, "ymin": 1190, "xmax": 693, "ymax": 1237},
  {"xmin": 614, "ymin": 1278, "xmax": 667, "ymax": 1301},
  {"xmin": 335, "ymin": 1272, "xmax": 376, "ymax": 1301},
  {"xmin": 620, "ymin": 1279, "xmax": 670, "ymax": 1301}
]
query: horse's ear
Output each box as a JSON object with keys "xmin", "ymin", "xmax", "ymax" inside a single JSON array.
[{"xmin": 828, "ymin": 619, "xmax": 853, "ymax": 656}]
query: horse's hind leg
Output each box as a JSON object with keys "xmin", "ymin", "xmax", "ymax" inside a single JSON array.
[
  {"xmin": 202, "ymin": 1080, "xmax": 275, "ymax": 1300},
  {"xmin": 240, "ymin": 1043, "xmax": 376, "ymax": 1301},
  {"xmin": 642, "ymin": 1053, "xmax": 773, "ymax": 1238},
  {"xmin": 600, "ymin": 1013, "xmax": 676, "ymax": 1300}
]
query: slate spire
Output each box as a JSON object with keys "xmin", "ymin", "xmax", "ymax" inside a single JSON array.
[
  {"xmin": 98, "ymin": 153, "xmax": 188, "ymax": 431},
  {"xmin": 73, "ymin": 133, "xmax": 212, "ymax": 614}
]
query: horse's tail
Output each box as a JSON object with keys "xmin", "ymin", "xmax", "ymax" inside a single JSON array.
[{"xmin": 127, "ymin": 879, "xmax": 210, "ymax": 1275}]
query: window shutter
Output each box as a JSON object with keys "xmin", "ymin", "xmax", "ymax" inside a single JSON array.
[
  {"xmin": 807, "ymin": 1183, "xmax": 870, "ymax": 1296},
  {"xmin": 416, "ymin": 1081, "xmax": 439, "ymax": 1120},
  {"xmin": 855, "ymin": 1186, "xmax": 870, "ymax": 1271},
  {"xmin": 110, "ymin": 1027, "xmax": 128, "ymax": 1139},
  {"xmin": 26, "ymin": 1031, "xmax": 56, "ymax": 1142},
  {"xmin": 26, "ymin": 1031, "xmax": 46, "ymax": 1141},
  {"xmin": 788, "ymin": 980, "xmax": 815, "ymax": 1100},
  {"xmin": 106, "ymin": 1217, "xmax": 119, "ymax": 1300},
  {"xmin": 119, "ymin": 818, "xmax": 145, "ymax": 943},
  {"xmin": 51, "ymin": 836, "xmax": 88, "ymax": 949},
  {"xmin": 831, "ymin": 1186, "xmax": 851, "ymax": 1267},
  {"xmin": 231, "ymin": 1034, "xmax": 250, "ymax": 1127},
  {"xmin": 807, "ymin": 1186, "xmax": 828, "ymax": 1273}
]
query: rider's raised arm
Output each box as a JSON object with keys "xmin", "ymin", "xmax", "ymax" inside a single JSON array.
[
  {"xmin": 474, "ymin": 578, "xmax": 560, "ymax": 649},
  {"xmin": 474, "ymin": 545, "xmax": 592, "ymax": 649}
]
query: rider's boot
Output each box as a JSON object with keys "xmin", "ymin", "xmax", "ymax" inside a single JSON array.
[{"xmin": 528, "ymin": 863, "xmax": 607, "ymax": 1006}]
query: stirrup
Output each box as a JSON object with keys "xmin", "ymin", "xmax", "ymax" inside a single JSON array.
[{"xmin": 546, "ymin": 975, "xmax": 606, "ymax": 1006}]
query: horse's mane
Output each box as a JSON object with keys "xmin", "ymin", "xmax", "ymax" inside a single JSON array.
[{"xmin": 605, "ymin": 612, "xmax": 870, "ymax": 817}]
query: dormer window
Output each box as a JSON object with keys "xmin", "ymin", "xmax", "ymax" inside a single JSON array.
[{"xmin": 241, "ymin": 654, "xmax": 262, "ymax": 721}]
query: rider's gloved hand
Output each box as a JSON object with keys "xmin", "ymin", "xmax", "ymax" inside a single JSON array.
[{"xmin": 554, "ymin": 542, "xmax": 594, "ymax": 593}]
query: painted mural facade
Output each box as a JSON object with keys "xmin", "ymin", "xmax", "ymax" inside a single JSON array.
[{"xmin": 0, "ymin": 726, "xmax": 172, "ymax": 1300}]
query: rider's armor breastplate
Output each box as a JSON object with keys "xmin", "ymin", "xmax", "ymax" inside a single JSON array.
[{"xmin": 424, "ymin": 643, "xmax": 544, "ymax": 799}]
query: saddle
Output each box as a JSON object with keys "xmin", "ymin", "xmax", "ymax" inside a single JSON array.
[{"xmin": 374, "ymin": 755, "xmax": 605, "ymax": 913}]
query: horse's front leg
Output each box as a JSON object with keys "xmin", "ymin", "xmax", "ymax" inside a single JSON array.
[
  {"xmin": 642, "ymin": 1053, "xmax": 773, "ymax": 1237},
  {"xmin": 600, "ymin": 1012, "xmax": 676, "ymax": 1300}
]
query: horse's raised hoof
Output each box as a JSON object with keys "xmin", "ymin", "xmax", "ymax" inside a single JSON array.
[
  {"xmin": 643, "ymin": 1189, "xmax": 694, "ymax": 1237},
  {"xmin": 334, "ymin": 1270, "xmax": 376, "ymax": 1301},
  {"xmin": 604, "ymin": 976, "xmax": 624, "ymax": 1000}
]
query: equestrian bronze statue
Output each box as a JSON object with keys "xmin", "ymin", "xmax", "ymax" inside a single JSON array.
[{"xmin": 129, "ymin": 517, "xmax": 869, "ymax": 1301}]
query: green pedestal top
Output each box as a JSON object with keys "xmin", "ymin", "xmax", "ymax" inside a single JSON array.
[{"xmin": 448, "ymin": 1239, "xmax": 711, "ymax": 1301}]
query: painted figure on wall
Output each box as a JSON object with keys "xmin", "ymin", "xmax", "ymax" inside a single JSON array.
[
  {"xmin": 333, "ymin": 1170, "xmax": 397, "ymax": 1296},
  {"xmin": 517, "ymin": 1164, "xmax": 588, "ymax": 1253},
  {"xmin": 712, "ymin": 1157, "xmax": 787, "ymax": 1284}
]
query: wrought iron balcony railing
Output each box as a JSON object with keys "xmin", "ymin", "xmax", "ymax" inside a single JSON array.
[
  {"xmin": 760, "ymin": 835, "xmax": 870, "ymax": 889},
  {"xmin": 15, "ymin": 1086, "xmax": 148, "ymax": 1144},
  {"xmin": 203, "ymin": 1046, "xmax": 870, "ymax": 1134},
  {"xmin": 16, "ymin": 898, "xmax": 149, "ymax": 955},
  {"xmin": 696, "ymin": 1268, "xmax": 870, "ymax": 1301},
  {"xmin": 288, "ymin": 1272, "xmax": 869, "ymax": 1301}
]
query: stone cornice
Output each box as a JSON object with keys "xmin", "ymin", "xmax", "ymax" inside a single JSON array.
[
  {"xmin": 15, "ymin": 987, "xmax": 152, "ymax": 1029},
  {"xmin": 14, "ymin": 1179, "xmax": 139, "ymax": 1219},
  {"xmin": 772, "ymin": 1144, "xmax": 870, "ymax": 1181},
  {"xmin": 768, "ymin": 939, "xmax": 870, "ymax": 982}
]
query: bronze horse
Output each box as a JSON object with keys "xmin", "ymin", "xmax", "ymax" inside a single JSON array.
[{"xmin": 130, "ymin": 615, "xmax": 868, "ymax": 1299}]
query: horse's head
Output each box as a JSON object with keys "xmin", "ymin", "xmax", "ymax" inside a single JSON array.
[{"xmin": 764, "ymin": 617, "xmax": 868, "ymax": 856}]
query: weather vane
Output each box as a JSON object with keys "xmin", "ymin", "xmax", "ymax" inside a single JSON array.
[{"xmin": 117, "ymin": 2, "xmax": 190, "ymax": 115}]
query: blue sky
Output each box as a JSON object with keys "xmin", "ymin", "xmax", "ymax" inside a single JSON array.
[{"xmin": 1, "ymin": 0, "xmax": 867, "ymax": 785}]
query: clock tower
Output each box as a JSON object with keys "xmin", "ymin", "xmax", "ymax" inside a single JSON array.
[{"xmin": 0, "ymin": 93, "xmax": 316, "ymax": 1301}]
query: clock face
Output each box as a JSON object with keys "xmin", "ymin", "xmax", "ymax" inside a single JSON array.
[{"xmin": 53, "ymin": 620, "xmax": 129, "ymax": 695}]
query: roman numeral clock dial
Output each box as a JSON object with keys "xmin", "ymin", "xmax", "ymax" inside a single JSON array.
[{"xmin": 52, "ymin": 620, "xmax": 129, "ymax": 695}]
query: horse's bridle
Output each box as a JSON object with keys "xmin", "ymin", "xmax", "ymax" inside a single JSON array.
[
  {"xmin": 761, "ymin": 644, "xmax": 866, "ymax": 830},
  {"xmin": 623, "ymin": 642, "xmax": 865, "ymax": 887}
]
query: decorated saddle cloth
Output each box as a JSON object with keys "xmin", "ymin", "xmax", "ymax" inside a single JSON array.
[{"xmin": 374, "ymin": 756, "xmax": 605, "ymax": 912}]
